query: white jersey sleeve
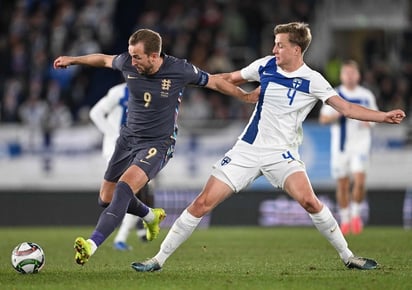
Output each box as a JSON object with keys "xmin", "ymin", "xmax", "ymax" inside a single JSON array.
[
  {"xmin": 240, "ymin": 56, "xmax": 273, "ymax": 82},
  {"xmin": 309, "ymin": 71, "xmax": 337, "ymax": 103}
]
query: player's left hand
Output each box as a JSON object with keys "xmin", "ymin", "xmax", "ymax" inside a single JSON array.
[
  {"xmin": 246, "ymin": 86, "xmax": 260, "ymax": 103},
  {"xmin": 384, "ymin": 109, "xmax": 406, "ymax": 124}
]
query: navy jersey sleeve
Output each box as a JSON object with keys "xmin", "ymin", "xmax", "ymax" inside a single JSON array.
[
  {"xmin": 181, "ymin": 59, "xmax": 209, "ymax": 87},
  {"xmin": 112, "ymin": 53, "xmax": 129, "ymax": 71}
]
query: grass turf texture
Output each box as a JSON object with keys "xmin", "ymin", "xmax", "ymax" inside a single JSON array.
[{"xmin": 1, "ymin": 226, "xmax": 411, "ymax": 290}]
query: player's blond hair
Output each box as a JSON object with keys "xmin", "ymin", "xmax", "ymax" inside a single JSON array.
[{"xmin": 274, "ymin": 22, "xmax": 312, "ymax": 55}]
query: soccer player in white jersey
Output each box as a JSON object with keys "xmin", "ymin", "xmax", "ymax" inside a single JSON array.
[
  {"xmin": 89, "ymin": 82, "xmax": 151, "ymax": 250},
  {"xmin": 319, "ymin": 60, "xmax": 378, "ymax": 235},
  {"xmin": 132, "ymin": 22, "xmax": 406, "ymax": 272}
]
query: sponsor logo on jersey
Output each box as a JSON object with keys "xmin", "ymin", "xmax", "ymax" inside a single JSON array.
[
  {"xmin": 127, "ymin": 74, "xmax": 138, "ymax": 79},
  {"xmin": 262, "ymin": 71, "xmax": 274, "ymax": 76}
]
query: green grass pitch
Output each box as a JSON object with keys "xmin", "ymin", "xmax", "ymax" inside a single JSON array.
[{"xmin": 1, "ymin": 226, "xmax": 411, "ymax": 290}]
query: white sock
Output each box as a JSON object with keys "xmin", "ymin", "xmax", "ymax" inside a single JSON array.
[
  {"xmin": 339, "ymin": 207, "xmax": 351, "ymax": 224},
  {"xmin": 154, "ymin": 209, "xmax": 202, "ymax": 266},
  {"xmin": 309, "ymin": 206, "xmax": 353, "ymax": 263},
  {"xmin": 351, "ymin": 202, "xmax": 361, "ymax": 218},
  {"xmin": 114, "ymin": 213, "xmax": 139, "ymax": 243},
  {"xmin": 87, "ymin": 239, "xmax": 98, "ymax": 256},
  {"xmin": 142, "ymin": 208, "xmax": 155, "ymax": 222}
]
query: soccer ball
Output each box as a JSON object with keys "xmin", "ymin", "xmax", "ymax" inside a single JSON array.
[{"xmin": 11, "ymin": 242, "xmax": 45, "ymax": 274}]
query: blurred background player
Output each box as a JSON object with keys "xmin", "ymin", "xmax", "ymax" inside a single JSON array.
[
  {"xmin": 89, "ymin": 82, "xmax": 151, "ymax": 250},
  {"xmin": 319, "ymin": 60, "xmax": 378, "ymax": 235}
]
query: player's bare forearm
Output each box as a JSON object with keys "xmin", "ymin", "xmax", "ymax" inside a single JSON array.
[
  {"xmin": 326, "ymin": 95, "xmax": 406, "ymax": 124},
  {"xmin": 53, "ymin": 54, "xmax": 114, "ymax": 69},
  {"xmin": 342, "ymin": 103, "xmax": 405, "ymax": 124},
  {"xmin": 215, "ymin": 72, "xmax": 247, "ymax": 86},
  {"xmin": 207, "ymin": 75, "xmax": 258, "ymax": 103}
]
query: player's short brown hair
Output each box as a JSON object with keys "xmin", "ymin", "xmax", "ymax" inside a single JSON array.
[
  {"xmin": 274, "ymin": 22, "xmax": 312, "ymax": 54},
  {"xmin": 129, "ymin": 29, "xmax": 162, "ymax": 55}
]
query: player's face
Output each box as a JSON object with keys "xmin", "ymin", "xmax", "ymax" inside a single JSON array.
[
  {"xmin": 128, "ymin": 43, "xmax": 155, "ymax": 75},
  {"xmin": 272, "ymin": 33, "xmax": 300, "ymax": 70},
  {"xmin": 340, "ymin": 65, "xmax": 360, "ymax": 89}
]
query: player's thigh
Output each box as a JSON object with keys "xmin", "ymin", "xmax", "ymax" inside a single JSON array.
[
  {"xmin": 261, "ymin": 148, "xmax": 305, "ymax": 189},
  {"xmin": 104, "ymin": 136, "xmax": 136, "ymax": 182},
  {"xmin": 211, "ymin": 142, "xmax": 261, "ymax": 192},
  {"xmin": 131, "ymin": 140, "xmax": 175, "ymax": 180},
  {"xmin": 283, "ymin": 171, "xmax": 322, "ymax": 213},
  {"xmin": 188, "ymin": 175, "xmax": 234, "ymax": 217},
  {"xmin": 122, "ymin": 141, "xmax": 174, "ymax": 192},
  {"xmin": 105, "ymin": 138, "xmax": 174, "ymax": 186},
  {"xmin": 120, "ymin": 165, "xmax": 149, "ymax": 192}
]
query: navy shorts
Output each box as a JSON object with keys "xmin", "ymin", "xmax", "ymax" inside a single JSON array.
[{"xmin": 104, "ymin": 129, "xmax": 175, "ymax": 182}]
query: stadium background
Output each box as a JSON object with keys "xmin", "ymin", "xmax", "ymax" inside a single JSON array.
[{"xmin": 0, "ymin": 0, "xmax": 411, "ymax": 227}]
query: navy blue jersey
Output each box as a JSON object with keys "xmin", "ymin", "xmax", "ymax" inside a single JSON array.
[{"xmin": 112, "ymin": 52, "xmax": 209, "ymax": 141}]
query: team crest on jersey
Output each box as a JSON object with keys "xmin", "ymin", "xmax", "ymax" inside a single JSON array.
[
  {"xmin": 161, "ymin": 79, "xmax": 171, "ymax": 97},
  {"xmin": 292, "ymin": 78, "xmax": 302, "ymax": 89},
  {"xmin": 286, "ymin": 78, "xmax": 303, "ymax": 105},
  {"xmin": 221, "ymin": 156, "xmax": 231, "ymax": 166}
]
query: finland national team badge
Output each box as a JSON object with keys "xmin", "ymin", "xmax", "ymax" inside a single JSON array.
[
  {"xmin": 221, "ymin": 156, "xmax": 231, "ymax": 166},
  {"xmin": 292, "ymin": 78, "xmax": 303, "ymax": 89}
]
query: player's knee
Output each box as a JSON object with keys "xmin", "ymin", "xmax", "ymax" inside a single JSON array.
[
  {"xmin": 299, "ymin": 196, "xmax": 322, "ymax": 213},
  {"xmin": 190, "ymin": 197, "xmax": 212, "ymax": 216},
  {"xmin": 97, "ymin": 196, "xmax": 110, "ymax": 208}
]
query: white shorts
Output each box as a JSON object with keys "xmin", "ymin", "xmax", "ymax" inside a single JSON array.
[
  {"xmin": 331, "ymin": 151, "xmax": 369, "ymax": 179},
  {"xmin": 211, "ymin": 140, "xmax": 306, "ymax": 192}
]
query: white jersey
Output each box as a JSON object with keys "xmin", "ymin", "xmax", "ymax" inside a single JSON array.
[
  {"xmin": 89, "ymin": 83, "xmax": 128, "ymax": 161},
  {"xmin": 320, "ymin": 85, "xmax": 378, "ymax": 155},
  {"xmin": 240, "ymin": 56, "xmax": 336, "ymax": 149}
]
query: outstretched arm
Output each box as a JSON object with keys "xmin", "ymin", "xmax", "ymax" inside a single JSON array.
[
  {"xmin": 326, "ymin": 95, "xmax": 406, "ymax": 124},
  {"xmin": 206, "ymin": 73, "xmax": 259, "ymax": 103},
  {"xmin": 215, "ymin": 70, "xmax": 249, "ymax": 86},
  {"xmin": 53, "ymin": 54, "xmax": 115, "ymax": 69}
]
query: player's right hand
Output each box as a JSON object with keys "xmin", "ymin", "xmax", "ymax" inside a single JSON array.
[{"xmin": 53, "ymin": 56, "xmax": 69, "ymax": 69}]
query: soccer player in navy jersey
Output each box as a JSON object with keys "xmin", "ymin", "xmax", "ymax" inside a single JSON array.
[
  {"xmin": 53, "ymin": 28, "xmax": 258, "ymax": 265},
  {"xmin": 132, "ymin": 22, "xmax": 406, "ymax": 272},
  {"xmin": 89, "ymin": 83, "xmax": 153, "ymax": 250}
]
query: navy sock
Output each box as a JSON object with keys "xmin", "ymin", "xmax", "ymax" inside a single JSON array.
[
  {"xmin": 90, "ymin": 181, "xmax": 133, "ymax": 246},
  {"xmin": 127, "ymin": 195, "xmax": 150, "ymax": 217}
]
